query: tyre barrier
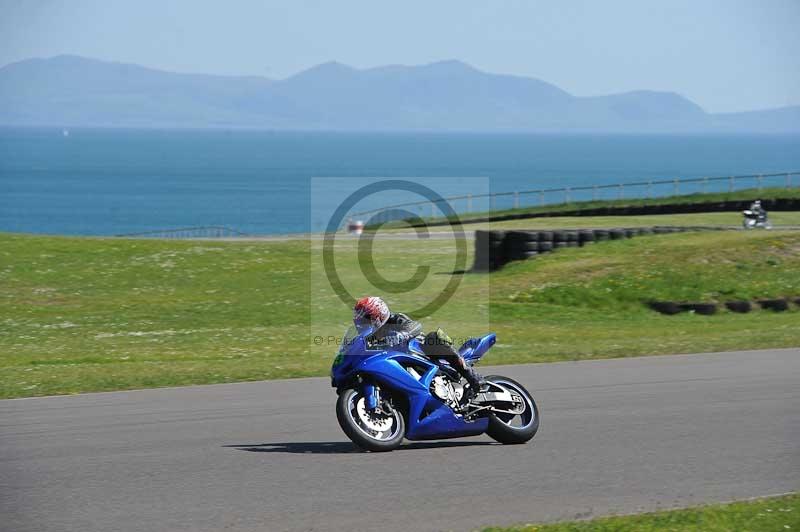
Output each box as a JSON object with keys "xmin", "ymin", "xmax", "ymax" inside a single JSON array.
[
  {"xmin": 503, "ymin": 231, "xmax": 541, "ymax": 261},
  {"xmin": 758, "ymin": 298, "xmax": 789, "ymax": 311},
  {"xmin": 609, "ymin": 229, "xmax": 626, "ymax": 240},
  {"xmin": 648, "ymin": 301, "xmax": 683, "ymax": 315},
  {"xmin": 578, "ymin": 230, "xmax": 595, "ymax": 245},
  {"xmin": 649, "ymin": 297, "xmax": 798, "ymax": 315},
  {"xmin": 725, "ymin": 300, "xmax": 752, "ymax": 313},
  {"xmin": 473, "ymin": 230, "xmax": 508, "ymax": 272},
  {"xmin": 679, "ymin": 302, "xmax": 718, "ymax": 315},
  {"xmin": 593, "ymin": 229, "xmax": 610, "ymax": 241},
  {"xmin": 472, "ymin": 225, "xmax": 729, "ymax": 271}
]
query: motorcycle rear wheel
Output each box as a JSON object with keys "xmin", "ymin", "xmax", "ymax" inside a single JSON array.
[
  {"xmin": 336, "ymin": 388, "xmax": 405, "ymax": 452},
  {"xmin": 485, "ymin": 375, "xmax": 539, "ymax": 444}
]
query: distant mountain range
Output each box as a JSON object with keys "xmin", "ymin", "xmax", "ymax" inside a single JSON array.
[{"xmin": 1, "ymin": 55, "xmax": 797, "ymax": 132}]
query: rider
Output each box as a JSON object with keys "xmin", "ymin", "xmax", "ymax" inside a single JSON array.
[
  {"xmin": 750, "ymin": 199, "xmax": 766, "ymax": 219},
  {"xmin": 353, "ymin": 296, "xmax": 486, "ymax": 397}
]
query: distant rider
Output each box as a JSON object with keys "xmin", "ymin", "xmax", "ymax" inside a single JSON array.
[
  {"xmin": 750, "ymin": 199, "xmax": 766, "ymax": 219},
  {"xmin": 353, "ymin": 296, "xmax": 486, "ymax": 398}
]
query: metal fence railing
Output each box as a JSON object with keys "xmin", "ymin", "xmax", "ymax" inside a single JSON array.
[
  {"xmin": 350, "ymin": 171, "xmax": 799, "ymax": 225},
  {"xmin": 116, "ymin": 226, "xmax": 250, "ymax": 239}
]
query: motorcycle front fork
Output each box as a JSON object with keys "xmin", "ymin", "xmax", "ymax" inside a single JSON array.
[{"xmin": 362, "ymin": 382, "xmax": 380, "ymax": 411}]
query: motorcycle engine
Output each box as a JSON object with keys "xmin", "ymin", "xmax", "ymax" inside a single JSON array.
[{"xmin": 431, "ymin": 376, "xmax": 464, "ymax": 408}]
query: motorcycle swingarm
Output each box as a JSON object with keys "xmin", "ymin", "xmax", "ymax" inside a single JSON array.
[{"xmin": 463, "ymin": 388, "xmax": 526, "ymax": 419}]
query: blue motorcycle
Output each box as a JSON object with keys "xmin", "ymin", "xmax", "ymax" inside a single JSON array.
[{"xmin": 331, "ymin": 325, "xmax": 539, "ymax": 452}]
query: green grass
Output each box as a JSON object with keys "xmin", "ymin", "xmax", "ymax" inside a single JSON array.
[
  {"xmin": 373, "ymin": 186, "xmax": 800, "ymax": 230},
  {"xmin": 438, "ymin": 211, "xmax": 800, "ymax": 231},
  {"xmin": 1, "ymin": 226, "xmax": 798, "ymax": 399},
  {"xmin": 482, "ymin": 493, "xmax": 800, "ymax": 532},
  {"xmin": 499, "ymin": 231, "xmax": 800, "ymax": 306}
]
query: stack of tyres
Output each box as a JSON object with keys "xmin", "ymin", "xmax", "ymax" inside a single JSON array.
[
  {"xmin": 472, "ymin": 230, "xmax": 491, "ymax": 271},
  {"xmin": 538, "ymin": 231, "xmax": 554, "ymax": 253},
  {"xmin": 553, "ymin": 231, "xmax": 569, "ymax": 249},
  {"xmin": 488, "ymin": 231, "xmax": 506, "ymax": 270},
  {"xmin": 593, "ymin": 229, "xmax": 610, "ymax": 242},
  {"xmin": 473, "ymin": 230, "xmax": 508, "ymax": 271},
  {"xmin": 624, "ymin": 228, "xmax": 637, "ymax": 238},
  {"xmin": 578, "ymin": 230, "xmax": 595, "ymax": 246},
  {"xmin": 566, "ymin": 231, "xmax": 579, "ymax": 247},
  {"xmin": 504, "ymin": 231, "xmax": 540, "ymax": 261},
  {"xmin": 609, "ymin": 228, "xmax": 626, "ymax": 240}
]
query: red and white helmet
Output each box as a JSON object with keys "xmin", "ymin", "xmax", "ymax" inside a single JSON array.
[{"xmin": 353, "ymin": 296, "xmax": 390, "ymax": 329}]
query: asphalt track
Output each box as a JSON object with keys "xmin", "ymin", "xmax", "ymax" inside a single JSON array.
[{"xmin": 2, "ymin": 349, "xmax": 798, "ymax": 532}]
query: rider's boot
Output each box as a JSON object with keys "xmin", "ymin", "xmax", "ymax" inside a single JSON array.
[{"xmin": 461, "ymin": 366, "xmax": 487, "ymax": 402}]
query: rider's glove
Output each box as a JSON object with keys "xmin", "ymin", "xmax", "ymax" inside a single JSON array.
[{"xmin": 383, "ymin": 331, "xmax": 406, "ymax": 347}]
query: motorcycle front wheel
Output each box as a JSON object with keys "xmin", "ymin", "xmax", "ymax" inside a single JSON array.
[
  {"xmin": 485, "ymin": 375, "xmax": 540, "ymax": 444},
  {"xmin": 336, "ymin": 388, "xmax": 405, "ymax": 452}
]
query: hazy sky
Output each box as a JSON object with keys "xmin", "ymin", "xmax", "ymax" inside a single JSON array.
[{"xmin": 1, "ymin": 0, "xmax": 798, "ymax": 113}]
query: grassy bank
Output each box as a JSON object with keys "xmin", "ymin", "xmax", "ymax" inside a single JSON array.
[
  {"xmin": 373, "ymin": 186, "xmax": 800, "ymax": 230},
  {"xmin": 1, "ymin": 227, "xmax": 798, "ymax": 398},
  {"xmin": 434, "ymin": 211, "xmax": 800, "ymax": 231},
  {"xmin": 482, "ymin": 493, "xmax": 800, "ymax": 532}
]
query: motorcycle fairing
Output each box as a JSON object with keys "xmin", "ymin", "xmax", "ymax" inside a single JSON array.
[
  {"xmin": 334, "ymin": 346, "xmax": 488, "ymax": 441},
  {"xmin": 357, "ymin": 352, "xmax": 488, "ymax": 440},
  {"xmin": 459, "ymin": 333, "xmax": 497, "ymax": 365}
]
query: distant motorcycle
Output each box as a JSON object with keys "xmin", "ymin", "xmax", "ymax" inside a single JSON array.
[
  {"xmin": 742, "ymin": 210, "xmax": 771, "ymax": 230},
  {"xmin": 330, "ymin": 325, "xmax": 539, "ymax": 451}
]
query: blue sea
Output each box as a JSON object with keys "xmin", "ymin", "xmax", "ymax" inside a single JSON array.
[{"xmin": 1, "ymin": 128, "xmax": 799, "ymax": 235}]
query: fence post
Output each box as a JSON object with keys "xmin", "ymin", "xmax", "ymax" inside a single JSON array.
[
  {"xmin": 539, "ymin": 190, "xmax": 544, "ymax": 206},
  {"xmin": 513, "ymin": 191, "xmax": 519, "ymax": 209},
  {"xmin": 565, "ymin": 187, "xmax": 571, "ymax": 204},
  {"xmin": 758, "ymin": 174, "xmax": 763, "ymax": 191},
  {"xmin": 786, "ymin": 173, "xmax": 791, "ymax": 189},
  {"xmin": 490, "ymin": 194, "xmax": 496, "ymax": 212},
  {"xmin": 729, "ymin": 176, "xmax": 734, "ymax": 193},
  {"xmin": 673, "ymin": 178, "xmax": 679, "ymax": 196}
]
